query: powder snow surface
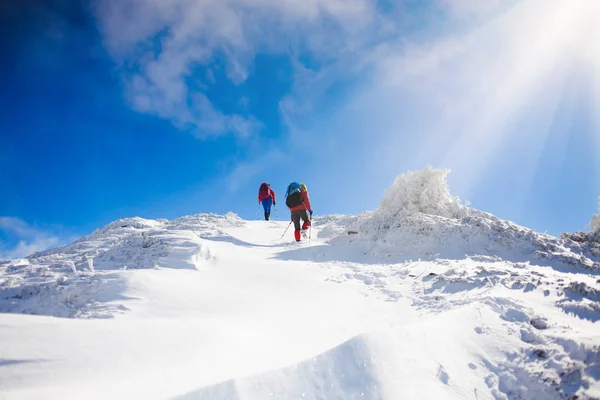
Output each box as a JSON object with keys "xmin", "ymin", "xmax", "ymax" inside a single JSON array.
[{"xmin": 1, "ymin": 170, "xmax": 599, "ymax": 400}]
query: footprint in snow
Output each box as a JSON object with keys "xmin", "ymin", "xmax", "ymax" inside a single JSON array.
[
  {"xmin": 530, "ymin": 317, "xmax": 549, "ymax": 330},
  {"xmin": 520, "ymin": 329, "xmax": 543, "ymax": 344},
  {"xmin": 437, "ymin": 365, "xmax": 450, "ymax": 385},
  {"xmin": 501, "ymin": 308, "xmax": 530, "ymax": 323}
]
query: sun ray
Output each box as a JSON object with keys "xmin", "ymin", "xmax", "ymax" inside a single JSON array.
[
  {"xmin": 430, "ymin": 0, "xmax": 596, "ymax": 201},
  {"xmin": 583, "ymin": 2, "xmax": 600, "ymax": 188}
]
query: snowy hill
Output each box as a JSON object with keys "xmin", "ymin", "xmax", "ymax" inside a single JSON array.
[{"xmin": 1, "ymin": 168, "xmax": 599, "ymax": 400}]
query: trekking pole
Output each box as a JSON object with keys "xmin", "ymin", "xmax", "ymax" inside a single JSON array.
[
  {"xmin": 280, "ymin": 221, "xmax": 292, "ymax": 239},
  {"xmin": 257, "ymin": 204, "xmax": 261, "ymax": 220},
  {"xmin": 309, "ymin": 215, "xmax": 312, "ymax": 243}
]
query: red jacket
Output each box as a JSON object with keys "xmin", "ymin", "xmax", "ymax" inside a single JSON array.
[
  {"xmin": 258, "ymin": 187, "xmax": 276, "ymax": 203},
  {"xmin": 289, "ymin": 189, "xmax": 312, "ymax": 213}
]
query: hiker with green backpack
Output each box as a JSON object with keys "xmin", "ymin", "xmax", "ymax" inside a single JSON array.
[{"xmin": 285, "ymin": 182, "xmax": 313, "ymax": 242}]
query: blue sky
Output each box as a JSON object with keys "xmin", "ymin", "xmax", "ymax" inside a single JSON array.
[{"xmin": 1, "ymin": 0, "xmax": 599, "ymax": 257}]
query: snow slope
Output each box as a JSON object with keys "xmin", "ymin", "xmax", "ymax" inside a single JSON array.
[{"xmin": 1, "ymin": 169, "xmax": 599, "ymax": 400}]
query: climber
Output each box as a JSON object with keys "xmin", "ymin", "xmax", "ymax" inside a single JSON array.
[
  {"xmin": 285, "ymin": 182, "xmax": 312, "ymax": 241},
  {"xmin": 258, "ymin": 182, "xmax": 276, "ymax": 221}
]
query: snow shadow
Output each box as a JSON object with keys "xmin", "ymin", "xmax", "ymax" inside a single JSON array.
[
  {"xmin": 173, "ymin": 335, "xmax": 382, "ymax": 400},
  {"xmin": 477, "ymin": 299, "xmax": 598, "ymax": 399},
  {"xmin": 556, "ymin": 283, "xmax": 600, "ymax": 322},
  {"xmin": 275, "ymin": 241, "xmax": 600, "ymax": 277},
  {"xmin": 274, "ymin": 243, "xmax": 393, "ymax": 265},
  {"xmin": 273, "ymin": 241, "xmax": 504, "ymax": 266},
  {"xmin": 202, "ymin": 235, "xmax": 282, "ymax": 249},
  {"xmin": 424, "ymin": 278, "xmax": 487, "ymax": 295},
  {"xmin": 0, "ymin": 359, "xmax": 49, "ymax": 367},
  {"xmin": 524, "ymin": 257, "xmax": 600, "ymax": 277},
  {"xmin": 557, "ymin": 304, "xmax": 600, "ymax": 323}
]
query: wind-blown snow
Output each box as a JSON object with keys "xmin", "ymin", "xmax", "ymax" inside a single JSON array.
[{"xmin": 1, "ymin": 168, "xmax": 599, "ymax": 400}]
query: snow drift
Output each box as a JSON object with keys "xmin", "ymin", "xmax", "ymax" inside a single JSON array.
[
  {"xmin": 0, "ymin": 214, "xmax": 241, "ymax": 317},
  {"xmin": 27, "ymin": 213, "xmax": 241, "ymax": 271}
]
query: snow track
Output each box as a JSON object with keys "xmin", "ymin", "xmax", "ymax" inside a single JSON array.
[{"xmin": 0, "ymin": 212, "xmax": 599, "ymax": 399}]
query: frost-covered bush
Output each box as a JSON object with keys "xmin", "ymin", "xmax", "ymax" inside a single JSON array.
[
  {"xmin": 590, "ymin": 197, "xmax": 600, "ymax": 233},
  {"xmin": 375, "ymin": 166, "xmax": 467, "ymax": 221},
  {"xmin": 351, "ymin": 167, "xmax": 470, "ymax": 256}
]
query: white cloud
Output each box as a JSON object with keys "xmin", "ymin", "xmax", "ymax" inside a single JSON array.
[
  {"xmin": 0, "ymin": 217, "xmax": 64, "ymax": 259},
  {"xmin": 1, "ymin": 238, "xmax": 61, "ymax": 260},
  {"xmin": 94, "ymin": 0, "xmax": 600, "ymax": 207},
  {"xmin": 0, "ymin": 217, "xmax": 38, "ymax": 237},
  {"xmin": 188, "ymin": 93, "xmax": 263, "ymax": 138},
  {"xmin": 94, "ymin": 0, "xmax": 380, "ymax": 138}
]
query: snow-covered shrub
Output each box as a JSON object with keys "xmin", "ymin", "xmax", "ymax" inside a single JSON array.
[
  {"xmin": 347, "ymin": 167, "xmax": 471, "ymax": 257},
  {"xmin": 375, "ymin": 166, "xmax": 467, "ymax": 221}
]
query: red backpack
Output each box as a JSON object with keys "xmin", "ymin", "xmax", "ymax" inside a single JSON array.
[{"xmin": 259, "ymin": 182, "xmax": 271, "ymax": 199}]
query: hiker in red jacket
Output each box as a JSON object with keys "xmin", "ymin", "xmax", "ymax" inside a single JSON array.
[
  {"xmin": 258, "ymin": 182, "xmax": 276, "ymax": 221},
  {"xmin": 285, "ymin": 182, "xmax": 312, "ymax": 242}
]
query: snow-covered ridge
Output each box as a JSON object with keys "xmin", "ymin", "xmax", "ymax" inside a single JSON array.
[
  {"xmin": 319, "ymin": 167, "xmax": 599, "ymax": 273},
  {"xmin": 0, "ymin": 213, "xmax": 243, "ymax": 317},
  {"xmin": 16, "ymin": 167, "xmax": 600, "ymax": 274},
  {"xmin": 28, "ymin": 213, "xmax": 244, "ymax": 267},
  {"xmin": 2, "ymin": 168, "xmax": 599, "ymax": 320},
  {"xmin": 1, "ymin": 168, "xmax": 599, "ymax": 399}
]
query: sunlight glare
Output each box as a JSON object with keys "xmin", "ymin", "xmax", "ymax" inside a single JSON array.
[{"xmin": 437, "ymin": 0, "xmax": 598, "ymax": 200}]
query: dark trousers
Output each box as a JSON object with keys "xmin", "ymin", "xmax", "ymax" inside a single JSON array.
[{"xmin": 291, "ymin": 209, "xmax": 310, "ymax": 231}]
